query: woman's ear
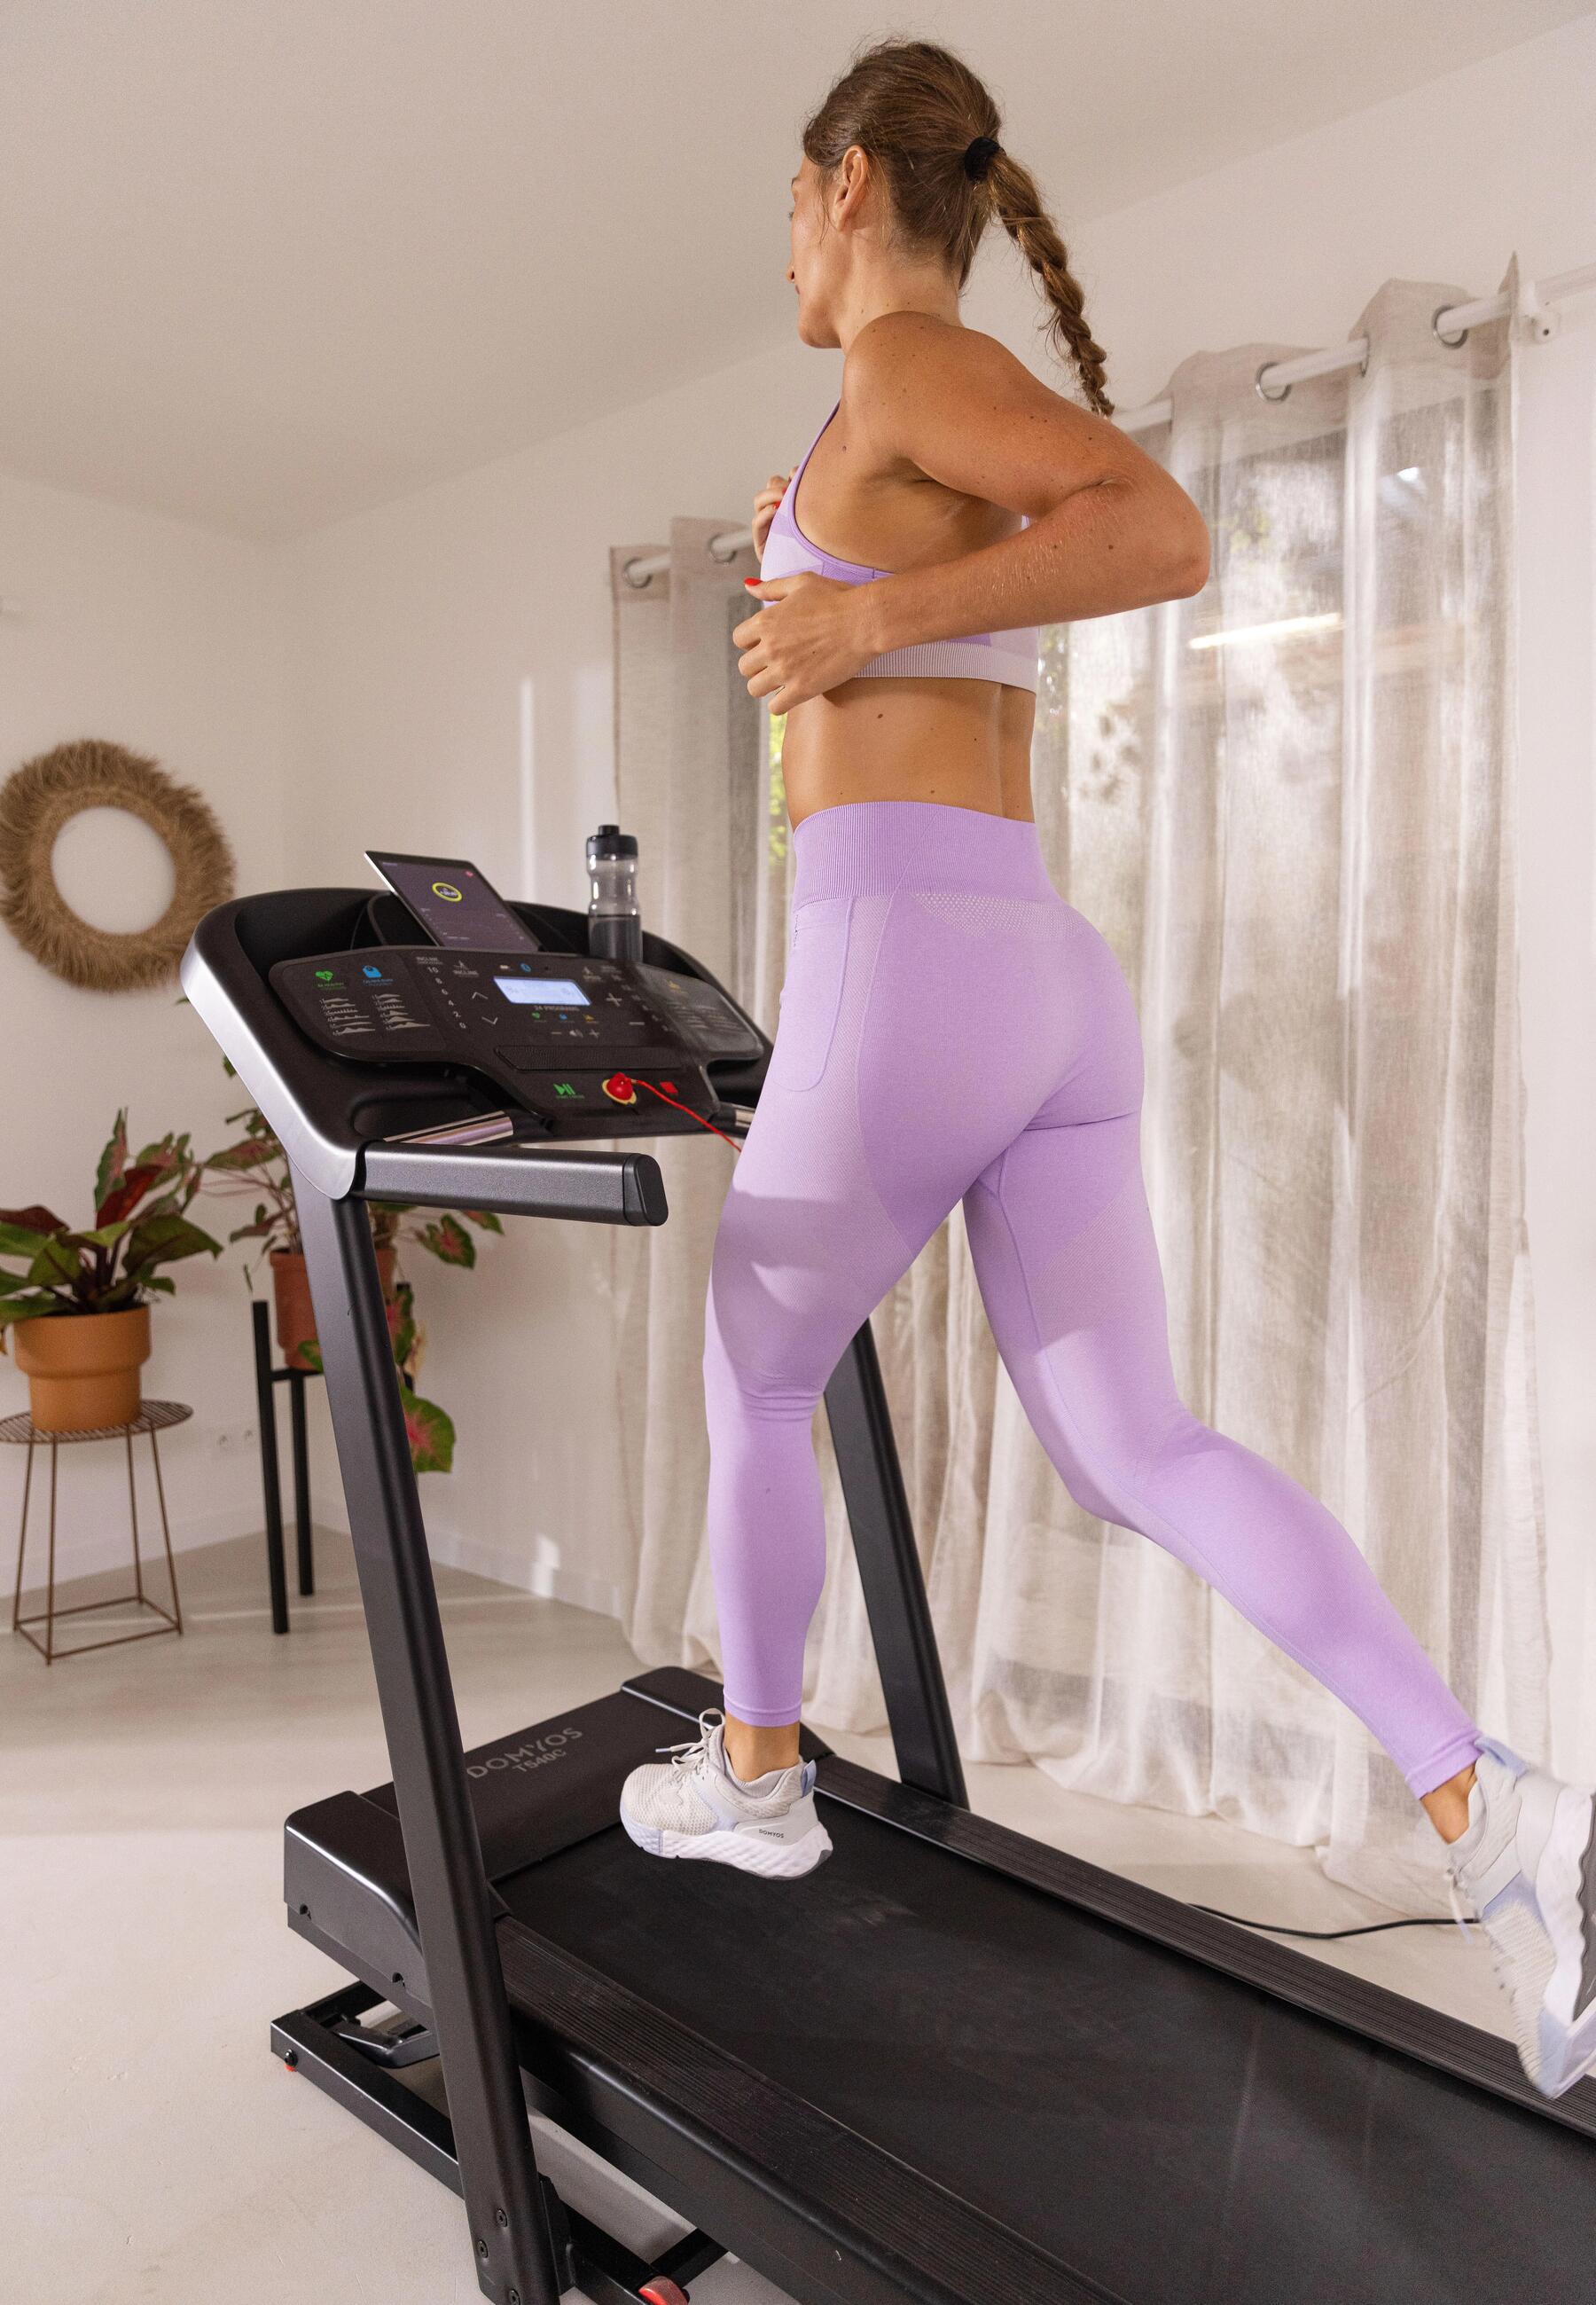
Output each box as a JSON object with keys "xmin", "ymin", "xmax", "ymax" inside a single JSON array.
[{"xmin": 831, "ymin": 145, "xmax": 872, "ymax": 231}]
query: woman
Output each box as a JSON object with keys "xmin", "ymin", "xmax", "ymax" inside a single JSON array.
[{"xmin": 619, "ymin": 36, "xmax": 1596, "ymax": 2101}]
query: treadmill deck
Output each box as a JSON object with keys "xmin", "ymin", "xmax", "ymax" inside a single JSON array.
[
  {"xmin": 297, "ymin": 1671, "xmax": 1596, "ymax": 2305},
  {"xmin": 506, "ymin": 1793, "xmax": 1592, "ymax": 2305}
]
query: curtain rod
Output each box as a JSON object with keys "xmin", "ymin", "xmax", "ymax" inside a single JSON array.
[{"xmin": 622, "ymin": 259, "xmax": 1592, "ymax": 588}]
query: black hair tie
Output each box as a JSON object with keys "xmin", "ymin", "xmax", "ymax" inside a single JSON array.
[{"xmin": 962, "ymin": 135, "xmax": 1000, "ymax": 184}]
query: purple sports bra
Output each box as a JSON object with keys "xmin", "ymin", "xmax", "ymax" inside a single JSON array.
[{"xmin": 758, "ymin": 403, "xmax": 1041, "ymax": 694}]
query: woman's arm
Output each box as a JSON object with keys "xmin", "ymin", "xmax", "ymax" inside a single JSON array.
[
  {"xmin": 849, "ymin": 311, "xmax": 1209, "ymax": 641},
  {"xmin": 735, "ymin": 312, "xmax": 1209, "ymax": 709}
]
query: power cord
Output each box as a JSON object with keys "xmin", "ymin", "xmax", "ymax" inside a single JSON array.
[
  {"xmin": 628, "ymin": 1075, "xmax": 742, "ymax": 1150},
  {"xmin": 1193, "ymin": 1905, "xmax": 1474, "ymax": 1940}
]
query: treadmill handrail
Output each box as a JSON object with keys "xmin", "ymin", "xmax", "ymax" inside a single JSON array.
[{"xmin": 359, "ymin": 1140, "xmax": 668, "ymax": 1225}]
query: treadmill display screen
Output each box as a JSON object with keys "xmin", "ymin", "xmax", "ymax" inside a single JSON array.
[
  {"xmin": 366, "ymin": 851, "xmax": 539, "ymax": 952},
  {"xmin": 497, "ymin": 977, "xmax": 589, "ymax": 1007}
]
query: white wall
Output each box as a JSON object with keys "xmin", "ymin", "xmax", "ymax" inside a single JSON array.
[
  {"xmin": 278, "ymin": 4, "xmax": 1596, "ymax": 1770},
  {"xmin": 0, "ymin": 470, "xmax": 291, "ymax": 1580}
]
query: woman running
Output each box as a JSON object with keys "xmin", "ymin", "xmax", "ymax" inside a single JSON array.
[{"xmin": 619, "ymin": 35, "xmax": 1596, "ymax": 2101}]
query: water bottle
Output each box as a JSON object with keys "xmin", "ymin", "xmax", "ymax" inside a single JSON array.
[{"xmin": 586, "ymin": 824, "xmax": 642, "ymax": 961}]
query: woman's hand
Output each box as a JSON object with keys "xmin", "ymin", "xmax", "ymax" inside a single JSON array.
[
  {"xmin": 750, "ymin": 470, "xmax": 792, "ymax": 557},
  {"xmin": 733, "ymin": 575, "xmax": 876, "ymax": 711}
]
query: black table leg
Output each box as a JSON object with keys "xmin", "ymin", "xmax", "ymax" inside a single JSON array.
[
  {"xmin": 290, "ymin": 1368, "xmax": 314, "ymax": 1596},
  {"xmin": 253, "ymin": 1299, "xmax": 290, "ymax": 1635}
]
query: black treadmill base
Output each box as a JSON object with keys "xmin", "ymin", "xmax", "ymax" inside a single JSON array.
[
  {"xmin": 273, "ymin": 1981, "xmax": 725, "ymax": 2305},
  {"xmin": 281, "ymin": 1669, "xmax": 1596, "ymax": 2305}
]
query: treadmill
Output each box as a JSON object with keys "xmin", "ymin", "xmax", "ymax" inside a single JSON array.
[{"xmin": 183, "ymin": 868, "xmax": 1596, "ymax": 2305}]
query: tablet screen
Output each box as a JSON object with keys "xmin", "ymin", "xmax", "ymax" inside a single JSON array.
[{"xmin": 365, "ymin": 851, "xmax": 540, "ymax": 952}]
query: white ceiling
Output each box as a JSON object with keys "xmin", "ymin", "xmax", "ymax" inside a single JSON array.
[{"xmin": 0, "ymin": 0, "xmax": 1578, "ymax": 539}]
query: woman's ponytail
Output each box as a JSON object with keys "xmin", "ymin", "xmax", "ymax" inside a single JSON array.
[{"xmin": 983, "ymin": 151, "xmax": 1115, "ymax": 418}]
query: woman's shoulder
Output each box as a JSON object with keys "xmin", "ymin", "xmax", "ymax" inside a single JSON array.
[{"xmin": 841, "ymin": 313, "xmax": 1031, "ymax": 419}]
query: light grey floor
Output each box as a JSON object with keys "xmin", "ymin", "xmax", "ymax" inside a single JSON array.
[{"xmin": 4, "ymin": 1527, "xmax": 1508, "ymax": 2304}]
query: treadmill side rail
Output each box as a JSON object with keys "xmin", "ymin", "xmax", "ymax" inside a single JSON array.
[{"xmin": 359, "ymin": 1137, "xmax": 668, "ymax": 1225}]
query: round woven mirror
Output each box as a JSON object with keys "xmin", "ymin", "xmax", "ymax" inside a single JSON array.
[{"xmin": 0, "ymin": 740, "xmax": 235, "ymax": 992}]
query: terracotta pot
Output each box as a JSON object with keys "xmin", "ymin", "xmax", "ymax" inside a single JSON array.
[
  {"xmin": 14, "ymin": 1305, "xmax": 153, "ymax": 1432},
  {"xmin": 270, "ymin": 1245, "xmax": 397, "ymax": 1371}
]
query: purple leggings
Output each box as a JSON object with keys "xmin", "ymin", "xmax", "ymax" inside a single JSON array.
[{"xmin": 702, "ymin": 801, "xmax": 1481, "ymax": 1799}]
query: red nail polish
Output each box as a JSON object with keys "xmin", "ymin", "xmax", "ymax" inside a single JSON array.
[{"xmin": 743, "ymin": 578, "xmax": 761, "ymax": 590}]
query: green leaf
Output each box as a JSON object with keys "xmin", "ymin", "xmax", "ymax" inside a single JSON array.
[
  {"xmin": 400, "ymin": 1388, "xmax": 455, "ymax": 1475},
  {"xmin": 296, "ymin": 1338, "xmax": 325, "ymax": 1375},
  {"xmin": 94, "ymin": 1110, "xmax": 129, "ymax": 1211},
  {"xmin": 27, "ymin": 1235, "xmax": 82, "ymax": 1290},
  {"xmin": 77, "ymin": 1219, "xmax": 137, "ymax": 1250},
  {"xmin": 462, "ymin": 1209, "xmax": 505, "ymax": 1234},
  {"xmin": 0, "ymin": 1220, "xmax": 54, "ymax": 1259},
  {"xmin": 120, "ymin": 1211, "xmax": 223, "ymax": 1274},
  {"xmin": 206, "ymin": 1139, "xmax": 278, "ymax": 1173},
  {"xmin": 141, "ymin": 1274, "xmax": 177, "ymax": 1296},
  {"xmin": 417, "ymin": 1215, "xmax": 475, "ymax": 1268},
  {"xmin": 0, "ymin": 1290, "xmax": 64, "ymax": 1324}
]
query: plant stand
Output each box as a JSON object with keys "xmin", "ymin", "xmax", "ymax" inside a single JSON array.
[
  {"xmin": 6, "ymin": 1399, "xmax": 190, "ymax": 1663},
  {"xmin": 252, "ymin": 1298, "xmax": 323, "ymax": 1635}
]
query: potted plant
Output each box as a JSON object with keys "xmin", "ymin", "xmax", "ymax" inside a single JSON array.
[
  {"xmin": 0, "ymin": 1112, "xmax": 222, "ymax": 1431},
  {"xmin": 202, "ymin": 1100, "xmax": 501, "ymax": 1474},
  {"xmin": 200, "ymin": 1100, "xmax": 382, "ymax": 1369}
]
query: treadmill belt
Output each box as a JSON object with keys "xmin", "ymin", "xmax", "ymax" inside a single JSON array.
[{"xmin": 502, "ymin": 1801, "xmax": 1593, "ymax": 2305}]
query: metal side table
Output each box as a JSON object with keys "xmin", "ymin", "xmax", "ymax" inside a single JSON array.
[{"xmin": 6, "ymin": 1399, "xmax": 189, "ymax": 1663}]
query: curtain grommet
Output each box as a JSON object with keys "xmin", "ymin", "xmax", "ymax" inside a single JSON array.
[
  {"xmin": 1432, "ymin": 302, "xmax": 1469, "ymax": 349},
  {"xmin": 1255, "ymin": 359, "xmax": 1292, "ymax": 404}
]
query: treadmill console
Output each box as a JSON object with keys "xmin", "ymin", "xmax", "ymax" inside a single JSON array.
[{"xmin": 270, "ymin": 944, "xmax": 763, "ymax": 1132}]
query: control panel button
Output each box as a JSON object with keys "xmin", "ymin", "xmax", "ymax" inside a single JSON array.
[{"xmin": 602, "ymin": 1073, "xmax": 638, "ymax": 1106}]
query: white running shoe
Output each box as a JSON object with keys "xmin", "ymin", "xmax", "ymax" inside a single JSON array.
[
  {"xmin": 619, "ymin": 1708, "xmax": 833, "ymax": 1880},
  {"xmin": 1446, "ymin": 1736, "xmax": 1596, "ymax": 2098}
]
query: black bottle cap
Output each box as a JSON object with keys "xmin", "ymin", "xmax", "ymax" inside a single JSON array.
[{"xmin": 587, "ymin": 824, "xmax": 638, "ymax": 859}]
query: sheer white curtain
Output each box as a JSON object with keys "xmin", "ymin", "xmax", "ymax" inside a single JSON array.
[{"xmin": 607, "ymin": 267, "xmax": 1547, "ymax": 1904}]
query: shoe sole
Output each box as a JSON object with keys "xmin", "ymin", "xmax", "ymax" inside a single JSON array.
[
  {"xmin": 619, "ymin": 1806, "xmax": 833, "ymax": 1879},
  {"xmin": 1534, "ymin": 1778, "xmax": 1596, "ymax": 2096}
]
